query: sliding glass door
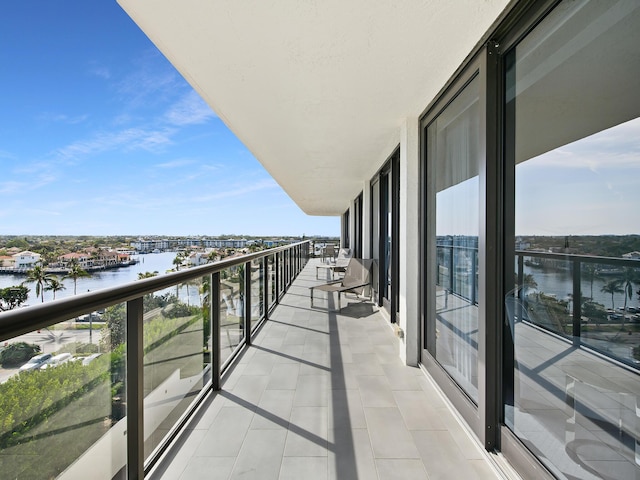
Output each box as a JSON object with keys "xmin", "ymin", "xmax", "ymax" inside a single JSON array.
[
  {"xmin": 423, "ymin": 72, "xmax": 481, "ymax": 404},
  {"xmin": 371, "ymin": 151, "xmax": 400, "ymax": 321},
  {"xmin": 502, "ymin": 1, "xmax": 640, "ymax": 478}
]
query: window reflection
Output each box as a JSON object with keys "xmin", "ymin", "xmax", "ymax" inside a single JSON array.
[
  {"xmin": 505, "ymin": 1, "xmax": 640, "ymax": 478},
  {"xmin": 428, "ymin": 74, "xmax": 480, "ymax": 402}
]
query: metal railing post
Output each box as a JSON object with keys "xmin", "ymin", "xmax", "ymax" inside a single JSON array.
[
  {"xmin": 244, "ymin": 261, "xmax": 252, "ymax": 345},
  {"xmin": 448, "ymin": 245, "xmax": 454, "ymax": 294},
  {"xmin": 126, "ymin": 296, "xmax": 144, "ymax": 480},
  {"xmin": 572, "ymin": 258, "xmax": 582, "ymax": 346},
  {"xmin": 263, "ymin": 257, "xmax": 269, "ymax": 321},
  {"xmin": 275, "ymin": 252, "xmax": 281, "ymax": 303},
  {"xmin": 472, "ymin": 250, "xmax": 478, "ymax": 305},
  {"xmin": 211, "ymin": 272, "xmax": 221, "ymax": 391},
  {"xmin": 517, "ymin": 255, "xmax": 524, "ymax": 324}
]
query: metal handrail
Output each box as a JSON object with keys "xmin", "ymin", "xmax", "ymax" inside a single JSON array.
[
  {"xmin": 0, "ymin": 241, "xmax": 309, "ymax": 341},
  {"xmin": 516, "ymin": 249, "xmax": 640, "ymax": 267}
]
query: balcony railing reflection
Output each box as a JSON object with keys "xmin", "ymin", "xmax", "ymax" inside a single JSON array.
[
  {"xmin": 513, "ymin": 250, "xmax": 640, "ymax": 368},
  {"xmin": 435, "ymin": 246, "xmax": 640, "ymax": 368},
  {"xmin": 436, "ymin": 243, "xmax": 478, "ymax": 305},
  {"xmin": 0, "ymin": 242, "xmax": 309, "ymax": 480}
]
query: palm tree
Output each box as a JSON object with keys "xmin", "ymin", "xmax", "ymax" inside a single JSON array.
[
  {"xmin": 601, "ymin": 279, "xmax": 624, "ymax": 310},
  {"xmin": 173, "ymin": 254, "xmax": 183, "ymax": 271},
  {"xmin": 584, "ymin": 264, "xmax": 596, "ymax": 301},
  {"xmin": 522, "ymin": 273, "xmax": 538, "ymax": 290},
  {"xmin": 63, "ymin": 259, "xmax": 90, "ymax": 295},
  {"xmin": 620, "ymin": 268, "xmax": 637, "ymax": 327},
  {"xmin": 45, "ymin": 276, "xmax": 66, "ymax": 300},
  {"xmin": 24, "ymin": 264, "xmax": 55, "ymax": 303}
]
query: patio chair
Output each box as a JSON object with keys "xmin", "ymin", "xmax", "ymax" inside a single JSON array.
[
  {"xmin": 310, "ymin": 258, "xmax": 373, "ymax": 311},
  {"xmin": 323, "ymin": 244, "xmax": 337, "ymax": 263},
  {"xmin": 316, "ymin": 248, "xmax": 352, "ymax": 279}
]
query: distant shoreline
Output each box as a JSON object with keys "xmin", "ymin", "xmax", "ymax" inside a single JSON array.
[{"xmin": 0, "ymin": 260, "xmax": 138, "ymax": 276}]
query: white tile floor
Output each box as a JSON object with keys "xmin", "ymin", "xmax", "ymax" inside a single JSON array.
[{"xmin": 148, "ymin": 260, "xmax": 508, "ymax": 480}]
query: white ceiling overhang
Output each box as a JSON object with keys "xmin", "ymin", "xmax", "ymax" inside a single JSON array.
[{"xmin": 117, "ymin": 0, "xmax": 510, "ymax": 216}]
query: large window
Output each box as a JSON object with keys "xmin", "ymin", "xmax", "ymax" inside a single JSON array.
[
  {"xmin": 503, "ymin": 1, "xmax": 640, "ymax": 478},
  {"xmin": 425, "ymin": 75, "xmax": 481, "ymax": 403},
  {"xmin": 371, "ymin": 151, "xmax": 400, "ymax": 321},
  {"xmin": 354, "ymin": 193, "xmax": 363, "ymax": 258}
]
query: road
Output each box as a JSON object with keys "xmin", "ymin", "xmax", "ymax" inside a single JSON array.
[{"xmin": 0, "ymin": 327, "xmax": 97, "ymax": 383}]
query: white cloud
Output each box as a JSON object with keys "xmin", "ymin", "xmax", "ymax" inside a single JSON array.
[
  {"xmin": 525, "ymin": 117, "xmax": 640, "ymax": 170},
  {"xmin": 56, "ymin": 127, "xmax": 175, "ymax": 160},
  {"xmin": 164, "ymin": 91, "xmax": 216, "ymax": 126},
  {"xmin": 38, "ymin": 112, "xmax": 89, "ymax": 124},
  {"xmin": 0, "ymin": 174, "xmax": 57, "ymax": 195},
  {"xmin": 0, "ymin": 181, "xmax": 26, "ymax": 194},
  {"xmin": 90, "ymin": 66, "xmax": 111, "ymax": 80},
  {"xmin": 155, "ymin": 158, "xmax": 197, "ymax": 169},
  {"xmin": 116, "ymin": 51, "xmax": 180, "ymax": 108}
]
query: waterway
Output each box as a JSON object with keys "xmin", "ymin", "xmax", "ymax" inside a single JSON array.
[
  {"xmin": 0, "ymin": 252, "xmax": 181, "ymax": 305},
  {"xmin": 522, "ymin": 265, "xmax": 640, "ymax": 311}
]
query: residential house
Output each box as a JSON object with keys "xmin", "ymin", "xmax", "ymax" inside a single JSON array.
[
  {"xmin": 58, "ymin": 252, "xmax": 92, "ymax": 269},
  {"xmin": 0, "ymin": 255, "xmax": 16, "ymax": 269},
  {"xmin": 12, "ymin": 251, "xmax": 41, "ymax": 269}
]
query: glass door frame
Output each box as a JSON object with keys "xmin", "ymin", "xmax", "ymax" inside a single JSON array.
[
  {"xmin": 371, "ymin": 149, "xmax": 400, "ymax": 322},
  {"xmin": 419, "ymin": 49, "xmax": 501, "ymax": 450}
]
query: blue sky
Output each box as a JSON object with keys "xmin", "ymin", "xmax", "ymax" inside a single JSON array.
[{"xmin": 0, "ymin": 2, "xmax": 338, "ymax": 237}]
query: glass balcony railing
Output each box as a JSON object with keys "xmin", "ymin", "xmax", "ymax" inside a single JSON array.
[{"xmin": 0, "ymin": 242, "xmax": 309, "ymax": 479}]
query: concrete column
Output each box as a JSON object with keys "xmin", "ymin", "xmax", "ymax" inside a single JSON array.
[{"xmin": 399, "ymin": 117, "xmax": 420, "ymax": 366}]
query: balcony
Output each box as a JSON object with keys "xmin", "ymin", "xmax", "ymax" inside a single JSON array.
[{"xmin": 0, "ymin": 243, "xmax": 503, "ymax": 480}]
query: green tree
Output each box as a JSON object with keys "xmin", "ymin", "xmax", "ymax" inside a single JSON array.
[
  {"xmin": 619, "ymin": 268, "xmax": 637, "ymax": 329},
  {"xmin": 522, "ymin": 273, "xmax": 538, "ymax": 289},
  {"xmin": 137, "ymin": 271, "xmax": 159, "ymax": 280},
  {"xmin": 63, "ymin": 259, "xmax": 90, "ymax": 295},
  {"xmin": 0, "ymin": 285, "xmax": 29, "ymax": 311},
  {"xmin": 24, "ymin": 264, "xmax": 54, "ymax": 303},
  {"xmin": 601, "ymin": 279, "xmax": 624, "ymax": 310},
  {"xmin": 101, "ymin": 303, "xmax": 126, "ymax": 350},
  {"xmin": 0, "ymin": 342, "xmax": 40, "ymax": 367},
  {"xmin": 581, "ymin": 301, "xmax": 607, "ymax": 327},
  {"xmin": 5, "ymin": 238, "xmax": 29, "ymax": 250},
  {"xmin": 45, "ymin": 276, "xmax": 66, "ymax": 300},
  {"xmin": 584, "ymin": 264, "xmax": 596, "ymax": 300},
  {"xmin": 172, "ymin": 254, "xmax": 183, "ymax": 271}
]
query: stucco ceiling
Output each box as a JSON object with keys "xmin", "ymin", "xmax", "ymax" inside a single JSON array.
[{"xmin": 117, "ymin": 0, "xmax": 510, "ymax": 216}]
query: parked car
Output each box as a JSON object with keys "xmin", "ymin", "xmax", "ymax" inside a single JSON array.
[
  {"xmin": 40, "ymin": 353, "xmax": 73, "ymax": 369},
  {"xmin": 19, "ymin": 353, "xmax": 52, "ymax": 372},
  {"xmin": 81, "ymin": 353, "xmax": 102, "ymax": 365}
]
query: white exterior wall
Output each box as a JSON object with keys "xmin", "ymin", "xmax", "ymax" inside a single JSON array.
[
  {"xmin": 399, "ymin": 118, "xmax": 420, "ymax": 366},
  {"xmin": 13, "ymin": 251, "xmax": 41, "ymax": 269}
]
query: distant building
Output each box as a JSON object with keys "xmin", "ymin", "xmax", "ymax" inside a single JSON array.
[
  {"xmin": 187, "ymin": 252, "xmax": 208, "ymax": 266},
  {"xmin": 12, "ymin": 251, "xmax": 41, "ymax": 269},
  {"xmin": 59, "ymin": 252, "xmax": 93, "ymax": 269},
  {"xmin": 86, "ymin": 250, "xmax": 131, "ymax": 267},
  {"xmin": 0, "ymin": 255, "xmax": 16, "ymax": 268},
  {"xmin": 130, "ymin": 239, "xmax": 170, "ymax": 252}
]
